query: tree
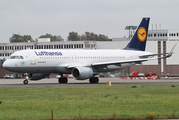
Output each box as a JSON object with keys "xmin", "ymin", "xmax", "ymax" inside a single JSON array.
[
  {"xmin": 67, "ymin": 32, "xmax": 80, "ymax": 41},
  {"xmin": 39, "ymin": 33, "xmax": 64, "ymax": 41},
  {"xmin": 23, "ymin": 35, "xmax": 34, "ymax": 42},
  {"xmin": 57, "ymin": 35, "xmax": 64, "ymax": 41},
  {"xmin": 67, "ymin": 31, "xmax": 110, "ymax": 41},
  {"xmin": 99, "ymin": 34, "xmax": 109, "ymax": 41},
  {"xmin": 85, "ymin": 32, "xmax": 91, "ymax": 40},
  {"xmin": 80, "ymin": 34, "xmax": 86, "ymax": 41},
  {"xmin": 85, "ymin": 32, "xmax": 100, "ymax": 41},
  {"xmin": 9, "ymin": 34, "xmax": 34, "ymax": 43},
  {"xmin": 9, "ymin": 34, "xmax": 23, "ymax": 43}
]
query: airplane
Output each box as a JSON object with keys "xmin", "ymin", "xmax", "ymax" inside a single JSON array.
[{"xmin": 3, "ymin": 17, "xmax": 176, "ymax": 84}]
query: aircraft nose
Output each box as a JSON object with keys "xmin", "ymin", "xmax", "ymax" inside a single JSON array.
[
  {"xmin": 3, "ymin": 60, "xmax": 23, "ymax": 73},
  {"xmin": 2, "ymin": 60, "xmax": 13, "ymax": 71},
  {"xmin": 2, "ymin": 60, "xmax": 8, "ymax": 69}
]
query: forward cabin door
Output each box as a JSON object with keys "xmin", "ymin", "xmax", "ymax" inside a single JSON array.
[{"xmin": 29, "ymin": 51, "xmax": 36, "ymax": 65}]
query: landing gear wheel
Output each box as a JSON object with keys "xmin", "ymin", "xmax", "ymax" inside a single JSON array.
[
  {"xmin": 94, "ymin": 77, "xmax": 99, "ymax": 83},
  {"xmin": 62, "ymin": 77, "xmax": 68, "ymax": 83},
  {"xmin": 58, "ymin": 77, "xmax": 62, "ymax": 83},
  {"xmin": 23, "ymin": 79, "xmax": 28, "ymax": 84},
  {"xmin": 89, "ymin": 78, "xmax": 93, "ymax": 83},
  {"xmin": 58, "ymin": 77, "xmax": 68, "ymax": 83},
  {"xmin": 89, "ymin": 77, "xmax": 99, "ymax": 83}
]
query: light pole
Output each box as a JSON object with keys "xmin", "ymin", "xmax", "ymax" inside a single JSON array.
[
  {"xmin": 34, "ymin": 42, "xmax": 38, "ymax": 49},
  {"xmin": 125, "ymin": 26, "xmax": 137, "ymax": 40}
]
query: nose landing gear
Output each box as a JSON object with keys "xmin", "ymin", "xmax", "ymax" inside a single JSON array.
[
  {"xmin": 23, "ymin": 75, "xmax": 29, "ymax": 84},
  {"xmin": 23, "ymin": 79, "xmax": 29, "ymax": 84}
]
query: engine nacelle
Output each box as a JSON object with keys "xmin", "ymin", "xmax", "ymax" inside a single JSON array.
[
  {"xmin": 72, "ymin": 67, "xmax": 93, "ymax": 80},
  {"xmin": 28, "ymin": 73, "xmax": 49, "ymax": 81}
]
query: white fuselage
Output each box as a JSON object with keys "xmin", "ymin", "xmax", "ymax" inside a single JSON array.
[{"xmin": 3, "ymin": 49, "xmax": 152, "ymax": 74}]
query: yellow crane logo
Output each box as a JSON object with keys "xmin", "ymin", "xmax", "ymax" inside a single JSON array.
[{"xmin": 137, "ymin": 27, "xmax": 146, "ymax": 42}]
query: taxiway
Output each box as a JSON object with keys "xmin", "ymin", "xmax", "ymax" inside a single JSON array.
[{"xmin": 1, "ymin": 78, "xmax": 179, "ymax": 88}]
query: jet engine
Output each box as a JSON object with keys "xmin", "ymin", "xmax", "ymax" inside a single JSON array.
[
  {"xmin": 28, "ymin": 73, "xmax": 49, "ymax": 80},
  {"xmin": 72, "ymin": 67, "xmax": 93, "ymax": 80}
]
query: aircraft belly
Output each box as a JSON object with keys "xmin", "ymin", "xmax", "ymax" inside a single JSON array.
[
  {"xmin": 6, "ymin": 66, "xmax": 57, "ymax": 73},
  {"xmin": 55, "ymin": 66, "xmax": 71, "ymax": 74}
]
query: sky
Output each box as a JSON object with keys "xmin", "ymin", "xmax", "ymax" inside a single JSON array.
[{"xmin": 0, "ymin": 0, "xmax": 179, "ymax": 43}]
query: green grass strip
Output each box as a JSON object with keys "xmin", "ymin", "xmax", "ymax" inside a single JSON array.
[{"xmin": 0, "ymin": 85, "xmax": 179, "ymax": 119}]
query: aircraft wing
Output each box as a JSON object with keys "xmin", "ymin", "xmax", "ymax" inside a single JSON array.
[
  {"xmin": 91, "ymin": 58, "xmax": 155, "ymax": 66},
  {"xmin": 67, "ymin": 58, "xmax": 155, "ymax": 68},
  {"xmin": 67, "ymin": 64, "xmax": 92, "ymax": 68}
]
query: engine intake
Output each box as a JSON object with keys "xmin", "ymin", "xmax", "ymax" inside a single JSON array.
[{"xmin": 72, "ymin": 67, "xmax": 93, "ymax": 80}]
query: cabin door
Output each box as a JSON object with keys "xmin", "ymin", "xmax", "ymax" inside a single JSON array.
[{"xmin": 29, "ymin": 51, "xmax": 36, "ymax": 65}]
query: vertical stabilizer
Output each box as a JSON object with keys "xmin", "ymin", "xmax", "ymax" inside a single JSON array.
[{"xmin": 123, "ymin": 17, "xmax": 150, "ymax": 51}]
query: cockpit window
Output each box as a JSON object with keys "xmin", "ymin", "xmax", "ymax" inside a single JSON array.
[
  {"xmin": 15, "ymin": 56, "xmax": 20, "ymax": 59},
  {"xmin": 10, "ymin": 56, "xmax": 24, "ymax": 59},
  {"xmin": 10, "ymin": 56, "xmax": 16, "ymax": 59},
  {"xmin": 20, "ymin": 56, "xmax": 24, "ymax": 59}
]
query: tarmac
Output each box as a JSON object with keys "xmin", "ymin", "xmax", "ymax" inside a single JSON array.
[{"xmin": 1, "ymin": 77, "xmax": 179, "ymax": 88}]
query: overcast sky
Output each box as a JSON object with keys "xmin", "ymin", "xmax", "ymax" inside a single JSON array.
[{"xmin": 0, "ymin": 0, "xmax": 178, "ymax": 43}]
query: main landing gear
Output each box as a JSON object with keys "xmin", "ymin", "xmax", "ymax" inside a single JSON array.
[
  {"xmin": 57, "ymin": 75, "xmax": 99, "ymax": 84},
  {"xmin": 58, "ymin": 77, "xmax": 68, "ymax": 83},
  {"xmin": 89, "ymin": 77, "xmax": 99, "ymax": 83}
]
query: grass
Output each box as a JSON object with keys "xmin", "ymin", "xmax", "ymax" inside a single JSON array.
[{"xmin": 0, "ymin": 85, "xmax": 179, "ymax": 119}]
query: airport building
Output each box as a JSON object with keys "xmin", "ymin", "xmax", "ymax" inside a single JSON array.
[
  {"xmin": 0, "ymin": 41, "xmax": 96, "ymax": 59},
  {"xmin": 0, "ymin": 29, "xmax": 179, "ymax": 77}
]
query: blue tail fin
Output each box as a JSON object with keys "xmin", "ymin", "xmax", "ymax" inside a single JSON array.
[{"xmin": 123, "ymin": 17, "xmax": 150, "ymax": 51}]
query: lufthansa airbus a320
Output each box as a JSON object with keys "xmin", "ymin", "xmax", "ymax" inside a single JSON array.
[{"xmin": 3, "ymin": 18, "xmax": 176, "ymax": 84}]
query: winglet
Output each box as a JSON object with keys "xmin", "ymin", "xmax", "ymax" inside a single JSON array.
[
  {"xmin": 157, "ymin": 43, "xmax": 177, "ymax": 59},
  {"xmin": 165, "ymin": 43, "xmax": 177, "ymax": 58}
]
